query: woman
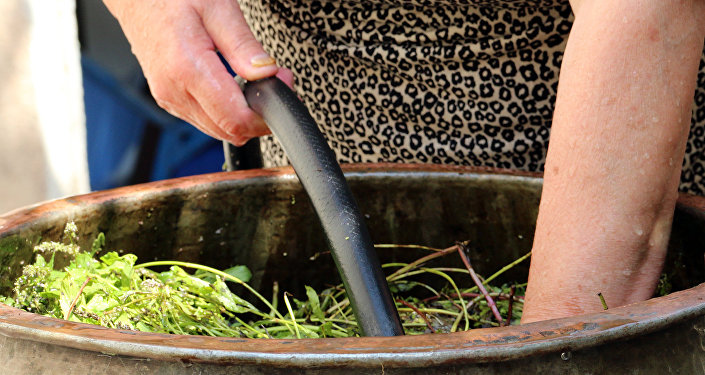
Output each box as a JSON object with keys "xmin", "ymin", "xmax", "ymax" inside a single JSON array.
[{"xmin": 103, "ymin": 0, "xmax": 705, "ymax": 323}]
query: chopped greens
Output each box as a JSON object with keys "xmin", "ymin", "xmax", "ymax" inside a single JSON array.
[{"xmin": 1, "ymin": 223, "xmax": 528, "ymax": 338}]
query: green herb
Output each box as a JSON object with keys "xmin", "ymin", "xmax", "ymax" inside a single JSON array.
[
  {"xmin": 2, "ymin": 223, "xmax": 528, "ymax": 338},
  {"xmin": 655, "ymin": 272, "xmax": 672, "ymax": 297},
  {"xmin": 597, "ymin": 292, "xmax": 609, "ymax": 310}
]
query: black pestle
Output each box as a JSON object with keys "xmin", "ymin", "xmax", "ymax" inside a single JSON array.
[{"xmin": 240, "ymin": 77, "xmax": 403, "ymax": 337}]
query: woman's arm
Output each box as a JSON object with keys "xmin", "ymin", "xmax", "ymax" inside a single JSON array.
[{"xmin": 522, "ymin": 0, "xmax": 705, "ymax": 323}]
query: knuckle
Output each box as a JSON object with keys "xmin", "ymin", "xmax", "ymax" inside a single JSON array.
[
  {"xmin": 150, "ymin": 84, "xmax": 180, "ymax": 113},
  {"xmin": 192, "ymin": 0, "xmax": 228, "ymax": 13},
  {"xmin": 164, "ymin": 63, "xmax": 194, "ymax": 91},
  {"xmin": 154, "ymin": 97, "xmax": 177, "ymax": 116},
  {"xmin": 150, "ymin": 86, "xmax": 175, "ymax": 109},
  {"xmin": 228, "ymin": 131, "xmax": 250, "ymax": 147},
  {"xmin": 230, "ymin": 138, "xmax": 247, "ymax": 147},
  {"xmin": 229, "ymin": 37, "xmax": 261, "ymax": 58},
  {"xmin": 215, "ymin": 115, "xmax": 241, "ymax": 135},
  {"xmin": 147, "ymin": 67, "xmax": 194, "ymax": 115}
]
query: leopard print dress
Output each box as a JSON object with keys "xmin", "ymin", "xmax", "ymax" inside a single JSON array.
[{"xmin": 240, "ymin": 0, "xmax": 705, "ymax": 195}]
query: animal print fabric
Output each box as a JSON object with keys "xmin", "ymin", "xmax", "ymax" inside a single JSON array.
[{"xmin": 240, "ymin": 0, "xmax": 705, "ymax": 195}]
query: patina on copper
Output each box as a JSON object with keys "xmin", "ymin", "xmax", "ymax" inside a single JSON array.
[{"xmin": 0, "ymin": 164, "xmax": 703, "ymax": 374}]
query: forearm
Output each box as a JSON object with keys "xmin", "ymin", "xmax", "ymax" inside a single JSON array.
[{"xmin": 522, "ymin": 0, "xmax": 705, "ymax": 322}]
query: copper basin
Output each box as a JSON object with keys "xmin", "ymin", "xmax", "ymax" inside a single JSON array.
[{"xmin": 0, "ymin": 163, "xmax": 704, "ymax": 374}]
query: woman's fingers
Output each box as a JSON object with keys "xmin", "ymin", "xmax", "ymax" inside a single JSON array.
[
  {"xmin": 179, "ymin": 14, "xmax": 271, "ymax": 145},
  {"xmin": 103, "ymin": 0, "xmax": 280, "ymax": 146},
  {"xmin": 199, "ymin": 0, "xmax": 279, "ymax": 81}
]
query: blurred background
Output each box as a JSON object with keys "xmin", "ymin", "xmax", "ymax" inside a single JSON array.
[{"xmin": 0, "ymin": 0, "xmax": 225, "ymax": 213}]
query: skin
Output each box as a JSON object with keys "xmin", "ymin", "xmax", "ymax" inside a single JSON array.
[
  {"xmin": 104, "ymin": 0, "xmax": 705, "ymax": 323},
  {"xmin": 102, "ymin": 0, "xmax": 292, "ymax": 146},
  {"xmin": 522, "ymin": 0, "xmax": 705, "ymax": 322}
]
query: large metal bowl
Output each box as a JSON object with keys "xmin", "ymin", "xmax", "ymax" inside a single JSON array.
[{"xmin": 1, "ymin": 164, "xmax": 704, "ymax": 374}]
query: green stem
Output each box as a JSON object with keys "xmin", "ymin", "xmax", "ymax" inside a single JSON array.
[
  {"xmin": 375, "ymin": 244, "xmax": 445, "ymax": 252},
  {"xmin": 419, "ymin": 267, "xmax": 469, "ymax": 331},
  {"xmin": 464, "ymin": 251, "xmax": 532, "ymax": 293},
  {"xmin": 135, "ymin": 260, "xmax": 284, "ymax": 320},
  {"xmin": 386, "ymin": 245, "xmax": 459, "ymax": 280},
  {"xmin": 598, "ymin": 292, "xmax": 609, "ymax": 310},
  {"xmin": 396, "ymin": 307, "xmax": 460, "ymax": 317},
  {"xmin": 234, "ymin": 316, "xmax": 267, "ymax": 338},
  {"xmin": 64, "ymin": 277, "xmax": 91, "ymax": 321},
  {"xmin": 283, "ymin": 292, "xmax": 300, "ymax": 339}
]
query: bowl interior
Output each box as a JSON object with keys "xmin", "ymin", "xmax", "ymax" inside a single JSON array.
[{"xmin": 0, "ymin": 166, "xmax": 703, "ymax": 305}]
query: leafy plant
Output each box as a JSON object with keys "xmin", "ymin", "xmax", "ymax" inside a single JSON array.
[{"xmin": 1, "ymin": 223, "xmax": 528, "ymax": 338}]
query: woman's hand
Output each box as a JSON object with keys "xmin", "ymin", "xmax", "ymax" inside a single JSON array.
[{"xmin": 103, "ymin": 0, "xmax": 293, "ymax": 146}]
